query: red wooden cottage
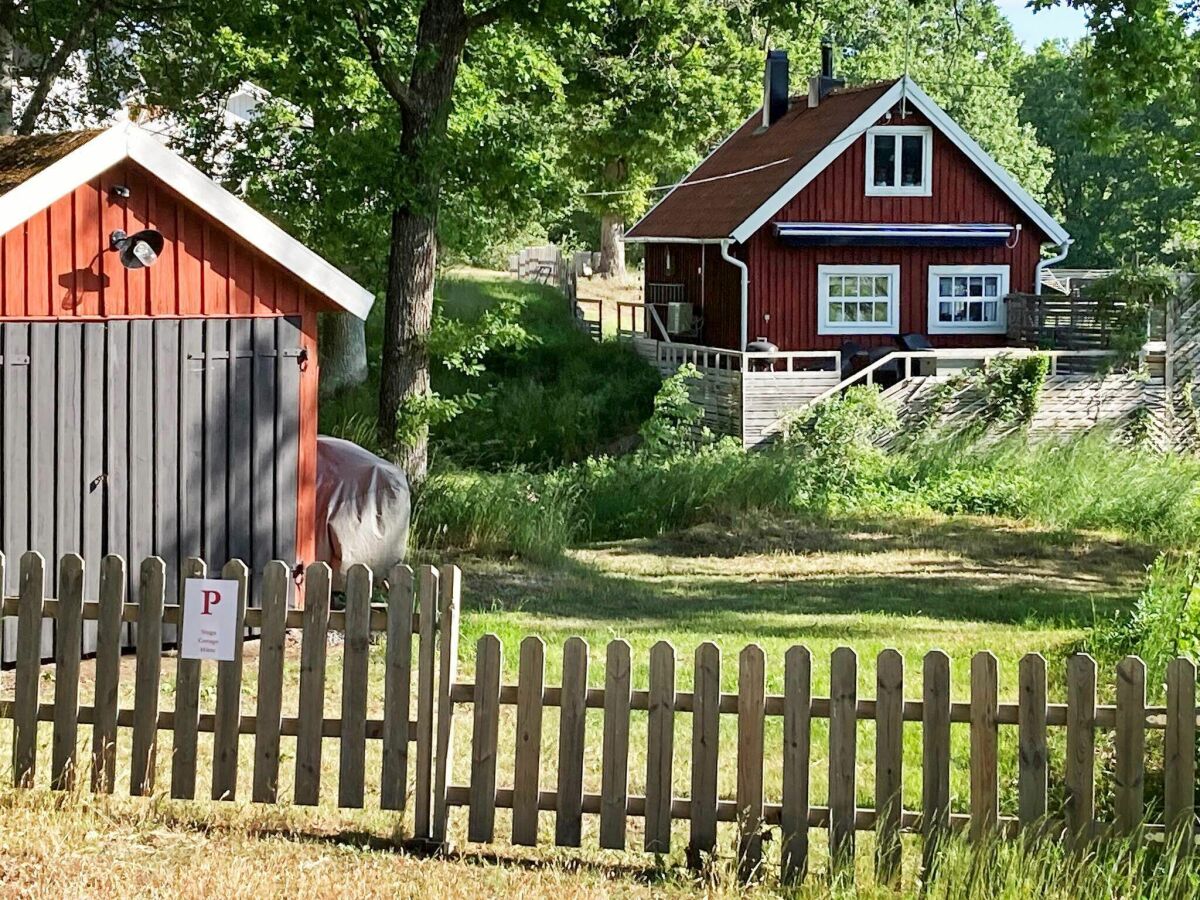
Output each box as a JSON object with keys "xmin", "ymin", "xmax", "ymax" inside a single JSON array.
[
  {"xmin": 624, "ymin": 51, "xmax": 1071, "ymax": 355},
  {"xmin": 0, "ymin": 124, "xmax": 373, "ymax": 660}
]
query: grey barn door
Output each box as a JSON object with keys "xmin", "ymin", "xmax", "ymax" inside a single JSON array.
[{"xmin": 0, "ymin": 316, "xmax": 303, "ymax": 663}]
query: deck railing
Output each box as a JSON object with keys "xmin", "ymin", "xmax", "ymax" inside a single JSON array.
[
  {"xmin": 808, "ymin": 348, "xmax": 1116, "ymax": 408},
  {"xmin": 653, "ymin": 340, "xmax": 840, "ymax": 375}
]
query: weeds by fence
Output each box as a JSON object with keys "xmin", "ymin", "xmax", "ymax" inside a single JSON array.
[{"xmin": 3, "ymin": 551, "xmax": 1199, "ymax": 889}]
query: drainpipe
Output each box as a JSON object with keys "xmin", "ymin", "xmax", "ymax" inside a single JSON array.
[
  {"xmin": 1034, "ymin": 238, "xmax": 1073, "ymax": 295},
  {"xmin": 721, "ymin": 238, "xmax": 750, "ymax": 350}
]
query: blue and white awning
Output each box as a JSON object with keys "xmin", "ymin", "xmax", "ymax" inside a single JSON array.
[{"xmin": 774, "ymin": 222, "xmax": 1014, "ymax": 248}]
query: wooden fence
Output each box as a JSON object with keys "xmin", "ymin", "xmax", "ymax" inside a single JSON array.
[
  {"xmin": 0, "ymin": 550, "xmax": 461, "ymax": 846},
  {"xmin": 441, "ymin": 636, "xmax": 1199, "ymax": 884},
  {"xmin": 5, "ymin": 552, "xmax": 1200, "ymax": 887}
]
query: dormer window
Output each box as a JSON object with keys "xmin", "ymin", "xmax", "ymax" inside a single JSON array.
[{"xmin": 866, "ymin": 125, "xmax": 932, "ymax": 196}]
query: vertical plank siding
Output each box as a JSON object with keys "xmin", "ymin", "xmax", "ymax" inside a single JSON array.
[{"xmin": 0, "ymin": 316, "xmax": 303, "ymax": 664}]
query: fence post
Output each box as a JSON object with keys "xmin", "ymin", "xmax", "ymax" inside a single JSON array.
[
  {"xmin": 13, "ymin": 551, "xmax": 45, "ymax": 788},
  {"xmin": 381, "ymin": 565, "xmax": 415, "ymax": 811},
  {"xmin": 645, "ymin": 641, "xmax": 676, "ymax": 854},
  {"xmin": 294, "ymin": 562, "xmax": 332, "ymax": 806},
  {"xmin": 469, "ymin": 634, "xmax": 503, "ymax": 844},
  {"xmin": 50, "ymin": 554, "xmax": 85, "ymax": 792},
  {"xmin": 338, "ymin": 564, "xmax": 373, "ymax": 809},
  {"xmin": 688, "ymin": 642, "xmax": 720, "ymax": 869},
  {"xmin": 921, "ymin": 650, "xmax": 951, "ymax": 879},
  {"xmin": 781, "ymin": 645, "xmax": 811, "ymax": 884},
  {"xmin": 1018, "ymin": 653, "xmax": 1048, "ymax": 826},
  {"xmin": 1165, "ymin": 658, "xmax": 1196, "ymax": 850},
  {"xmin": 93, "ymin": 555, "xmax": 127, "ymax": 794},
  {"xmin": 512, "ymin": 635, "xmax": 545, "ymax": 847},
  {"xmin": 969, "ymin": 651, "xmax": 999, "ymax": 842},
  {"xmin": 600, "ymin": 639, "xmax": 632, "ymax": 849},
  {"xmin": 432, "ymin": 565, "xmax": 462, "ymax": 844},
  {"xmin": 875, "ymin": 649, "xmax": 904, "ymax": 886},
  {"xmin": 252, "ymin": 560, "xmax": 290, "ymax": 803},
  {"xmin": 211, "ymin": 559, "xmax": 248, "ymax": 801},
  {"xmin": 131, "ymin": 556, "xmax": 166, "ymax": 797},
  {"xmin": 171, "ymin": 557, "xmax": 206, "ymax": 799},
  {"xmin": 556, "ymin": 637, "xmax": 589, "ymax": 847},
  {"xmin": 1114, "ymin": 656, "xmax": 1146, "ymax": 836},
  {"xmin": 828, "ymin": 647, "xmax": 857, "ymax": 879},
  {"xmin": 413, "ymin": 565, "xmax": 440, "ymax": 839},
  {"xmin": 1065, "ymin": 654, "xmax": 1097, "ymax": 843}
]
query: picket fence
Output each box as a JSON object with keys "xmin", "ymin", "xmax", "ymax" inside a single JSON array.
[
  {"xmin": 0, "ymin": 550, "xmax": 461, "ymax": 846},
  {"xmin": 3, "ymin": 552, "xmax": 1199, "ymax": 887}
]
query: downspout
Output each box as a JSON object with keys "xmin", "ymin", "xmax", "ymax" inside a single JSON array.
[
  {"xmin": 1034, "ymin": 238, "xmax": 1073, "ymax": 295},
  {"xmin": 721, "ymin": 238, "xmax": 749, "ymax": 350}
]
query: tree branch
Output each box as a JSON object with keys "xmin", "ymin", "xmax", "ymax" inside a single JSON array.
[
  {"xmin": 464, "ymin": 0, "xmax": 524, "ymax": 34},
  {"xmin": 18, "ymin": 0, "xmax": 107, "ymax": 133},
  {"xmin": 349, "ymin": 6, "xmax": 416, "ymax": 115}
]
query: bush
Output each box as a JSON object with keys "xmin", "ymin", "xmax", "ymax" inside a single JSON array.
[{"xmin": 1089, "ymin": 551, "xmax": 1200, "ymax": 677}]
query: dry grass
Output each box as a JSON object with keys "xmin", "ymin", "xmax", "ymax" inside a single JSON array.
[{"xmin": 574, "ymin": 271, "xmax": 643, "ymax": 337}]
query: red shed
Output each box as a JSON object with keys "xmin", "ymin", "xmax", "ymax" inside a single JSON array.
[
  {"xmin": 625, "ymin": 54, "xmax": 1070, "ymax": 354},
  {"xmin": 0, "ymin": 124, "xmax": 373, "ymax": 658}
]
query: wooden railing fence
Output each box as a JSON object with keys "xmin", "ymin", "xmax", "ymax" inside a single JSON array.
[
  {"xmin": 440, "ymin": 636, "xmax": 1199, "ymax": 884},
  {"xmin": 0, "ymin": 550, "xmax": 461, "ymax": 846}
]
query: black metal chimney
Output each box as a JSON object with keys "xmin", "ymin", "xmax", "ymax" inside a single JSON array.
[
  {"xmin": 761, "ymin": 50, "xmax": 789, "ymax": 128},
  {"xmin": 809, "ymin": 39, "xmax": 845, "ymax": 107}
]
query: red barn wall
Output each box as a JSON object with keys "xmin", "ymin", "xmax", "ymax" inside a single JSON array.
[
  {"xmin": 643, "ymin": 242, "xmax": 744, "ymax": 349},
  {"xmin": 743, "ymin": 108, "xmax": 1049, "ymax": 352},
  {"xmin": 0, "ymin": 159, "xmax": 328, "ymax": 570}
]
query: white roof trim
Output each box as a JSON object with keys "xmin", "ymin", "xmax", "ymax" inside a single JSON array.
[
  {"xmin": 0, "ymin": 123, "xmax": 375, "ymax": 319},
  {"xmin": 729, "ymin": 77, "xmax": 1069, "ymax": 246}
]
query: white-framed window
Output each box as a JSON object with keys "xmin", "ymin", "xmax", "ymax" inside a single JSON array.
[
  {"xmin": 927, "ymin": 265, "xmax": 1009, "ymax": 334},
  {"xmin": 865, "ymin": 125, "xmax": 933, "ymax": 196},
  {"xmin": 818, "ymin": 264, "xmax": 901, "ymax": 335}
]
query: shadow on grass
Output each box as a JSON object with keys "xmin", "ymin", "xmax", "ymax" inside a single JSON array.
[{"xmin": 454, "ymin": 515, "xmax": 1154, "ymax": 634}]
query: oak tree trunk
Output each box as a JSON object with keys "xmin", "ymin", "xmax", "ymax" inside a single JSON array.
[
  {"xmin": 599, "ymin": 212, "xmax": 626, "ymax": 280},
  {"xmin": 318, "ymin": 312, "xmax": 369, "ymax": 397},
  {"xmin": 375, "ymin": 0, "xmax": 468, "ymax": 482}
]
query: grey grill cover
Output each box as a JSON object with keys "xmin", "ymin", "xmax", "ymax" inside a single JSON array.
[{"xmin": 316, "ymin": 436, "xmax": 410, "ymax": 590}]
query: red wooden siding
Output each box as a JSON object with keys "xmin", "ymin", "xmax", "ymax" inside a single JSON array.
[
  {"xmin": 0, "ymin": 158, "xmax": 332, "ymax": 573},
  {"xmin": 643, "ymin": 242, "xmax": 743, "ymax": 348},
  {"xmin": 671, "ymin": 106, "xmax": 1054, "ymax": 352},
  {"xmin": 0, "ymin": 160, "xmax": 324, "ymax": 320}
]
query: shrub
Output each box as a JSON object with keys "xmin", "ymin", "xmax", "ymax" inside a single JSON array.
[{"xmin": 1089, "ymin": 551, "xmax": 1200, "ymax": 677}]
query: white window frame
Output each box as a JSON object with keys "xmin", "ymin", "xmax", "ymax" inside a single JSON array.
[
  {"xmin": 927, "ymin": 264, "xmax": 1010, "ymax": 335},
  {"xmin": 865, "ymin": 125, "xmax": 933, "ymax": 197},
  {"xmin": 817, "ymin": 264, "xmax": 901, "ymax": 336}
]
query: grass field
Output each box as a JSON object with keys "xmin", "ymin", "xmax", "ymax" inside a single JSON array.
[{"xmin": 0, "ymin": 513, "xmax": 1159, "ymax": 896}]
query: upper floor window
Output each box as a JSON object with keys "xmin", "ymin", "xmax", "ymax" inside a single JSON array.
[{"xmin": 866, "ymin": 125, "xmax": 932, "ymax": 197}]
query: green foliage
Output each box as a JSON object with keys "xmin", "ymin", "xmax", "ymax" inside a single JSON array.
[
  {"xmin": 1089, "ymin": 551, "xmax": 1200, "ymax": 680},
  {"xmin": 980, "ymin": 354, "xmax": 1050, "ymax": 424},
  {"xmin": 638, "ymin": 364, "xmax": 709, "ymax": 458},
  {"xmin": 1083, "ymin": 266, "xmax": 1175, "ymax": 365}
]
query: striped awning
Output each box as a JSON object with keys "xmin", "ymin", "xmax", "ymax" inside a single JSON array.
[{"xmin": 774, "ymin": 222, "xmax": 1014, "ymax": 247}]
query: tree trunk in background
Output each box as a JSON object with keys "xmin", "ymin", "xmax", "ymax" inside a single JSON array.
[
  {"xmin": 379, "ymin": 205, "xmax": 437, "ymax": 481},
  {"xmin": 0, "ymin": 17, "xmax": 12, "ymax": 137},
  {"xmin": 599, "ymin": 212, "xmax": 626, "ymax": 280},
  {"xmin": 318, "ymin": 313, "xmax": 369, "ymax": 397}
]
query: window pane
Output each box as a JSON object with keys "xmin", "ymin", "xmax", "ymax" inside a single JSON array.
[
  {"xmin": 874, "ymin": 276, "xmax": 890, "ymax": 298},
  {"xmin": 984, "ymin": 301, "xmax": 998, "ymax": 321},
  {"xmin": 953, "ymin": 277, "xmax": 968, "ymax": 297},
  {"xmin": 954, "ymin": 301, "xmax": 966, "ymax": 321},
  {"xmin": 828, "ymin": 276, "xmax": 843, "ymax": 297},
  {"xmin": 968, "ymin": 302, "xmax": 983, "ymax": 322},
  {"xmin": 844, "ymin": 303, "xmax": 859, "ymax": 322},
  {"xmin": 873, "ymin": 135, "xmax": 896, "ymax": 187},
  {"xmin": 873, "ymin": 302, "xmax": 889, "ymax": 322},
  {"xmin": 984, "ymin": 277, "xmax": 999, "ymax": 297},
  {"xmin": 938, "ymin": 277, "xmax": 953, "ymax": 297},
  {"xmin": 939, "ymin": 301, "xmax": 953, "ymax": 321},
  {"xmin": 829, "ymin": 303, "xmax": 844, "ymax": 322},
  {"xmin": 900, "ymin": 134, "xmax": 924, "ymax": 187}
]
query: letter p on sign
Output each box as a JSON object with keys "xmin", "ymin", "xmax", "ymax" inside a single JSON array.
[{"xmin": 181, "ymin": 578, "xmax": 240, "ymax": 661}]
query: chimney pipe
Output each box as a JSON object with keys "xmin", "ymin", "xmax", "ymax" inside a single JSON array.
[
  {"xmin": 760, "ymin": 50, "xmax": 789, "ymax": 129},
  {"xmin": 809, "ymin": 39, "xmax": 845, "ymax": 108}
]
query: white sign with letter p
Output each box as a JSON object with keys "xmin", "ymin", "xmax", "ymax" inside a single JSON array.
[{"xmin": 181, "ymin": 578, "xmax": 239, "ymax": 661}]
